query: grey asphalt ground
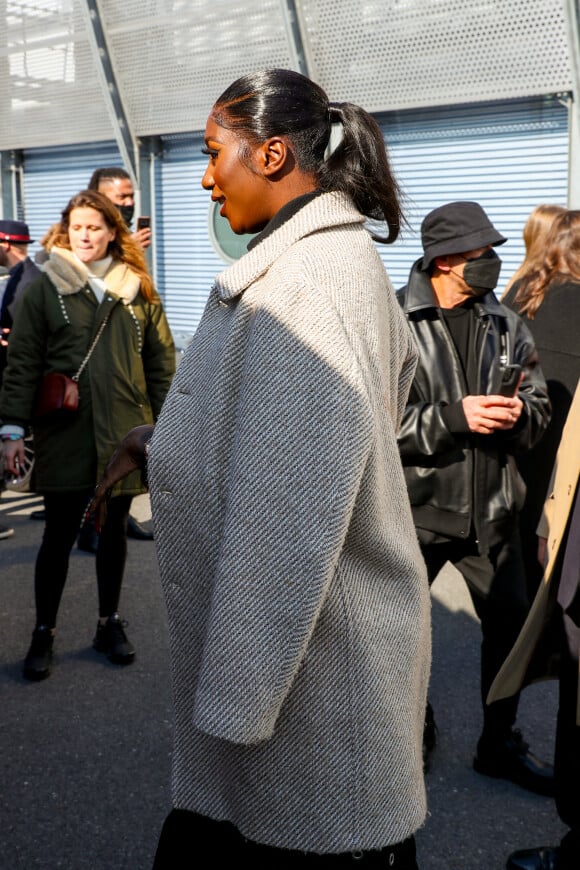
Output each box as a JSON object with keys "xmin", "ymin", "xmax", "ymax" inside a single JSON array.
[{"xmin": 0, "ymin": 492, "xmax": 567, "ymax": 870}]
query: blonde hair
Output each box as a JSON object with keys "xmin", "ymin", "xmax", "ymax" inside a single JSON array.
[
  {"xmin": 50, "ymin": 190, "xmax": 158, "ymax": 302},
  {"xmin": 511, "ymin": 209, "xmax": 580, "ymax": 318},
  {"xmin": 501, "ymin": 204, "xmax": 567, "ymax": 298}
]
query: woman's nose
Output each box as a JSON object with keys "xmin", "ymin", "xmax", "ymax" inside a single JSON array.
[{"xmin": 201, "ymin": 165, "xmax": 214, "ymax": 190}]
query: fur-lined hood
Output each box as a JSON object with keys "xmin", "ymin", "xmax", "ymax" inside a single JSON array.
[{"xmin": 42, "ymin": 246, "xmax": 141, "ymax": 304}]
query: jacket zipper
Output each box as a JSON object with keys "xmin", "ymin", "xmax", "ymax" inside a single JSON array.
[
  {"xmin": 437, "ymin": 310, "xmax": 473, "ymax": 539},
  {"xmin": 473, "ymin": 314, "xmax": 491, "ymax": 552}
]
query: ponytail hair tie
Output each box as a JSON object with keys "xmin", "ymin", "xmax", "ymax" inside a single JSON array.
[{"xmin": 325, "ymin": 103, "xmax": 345, "ymax": 159}]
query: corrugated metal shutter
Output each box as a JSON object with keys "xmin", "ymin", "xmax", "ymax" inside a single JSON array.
[
  {"xmin": 21, "ymin": 97, "xmax": 561, "ymax": 338},
  {"xmin": 21, "ymin": 142, "xmax": 122, "ymax": 261},
  {"xmin": 155, "ymin": 134, "xmax": 226, "ymax": 337},
  {"xmin": 157, "ymin": 96, "xmax": 568, "ymax": 336},
  {"xmin": 380, "ymin": 96, "xmax": 569, "ymax": 293}
]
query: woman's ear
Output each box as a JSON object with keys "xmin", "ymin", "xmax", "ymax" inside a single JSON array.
[{"xmin": 259, "ymin": 137, "xmax": 289, "ymax": 177}]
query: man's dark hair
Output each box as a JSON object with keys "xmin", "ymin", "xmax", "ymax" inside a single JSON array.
[{"xmin": 88, "ymin": 167, "xmax": 131, "ymax": 191}]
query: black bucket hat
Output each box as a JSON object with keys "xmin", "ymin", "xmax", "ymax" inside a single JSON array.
[{"xmin": 420, "ymin": 201, "xmax": 507, "ymax": 270}]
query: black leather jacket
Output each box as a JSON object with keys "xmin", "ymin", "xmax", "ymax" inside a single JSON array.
[{"xmin": 397, "ymin": 261, "xmax": 551, "ymax": 553}]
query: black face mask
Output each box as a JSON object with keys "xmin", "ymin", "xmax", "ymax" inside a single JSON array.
[
  {"xmin": 461, "ymin": 248, "xmax": 502, "ymax": 295},
  {"xmin": 118, "ymin": 204, "xmax": 134, "ymax": 227}
]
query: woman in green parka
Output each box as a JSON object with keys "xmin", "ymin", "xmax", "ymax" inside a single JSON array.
[{"xmin": 0, "ymin": 190, "xmax": 175, "ymax": 680}]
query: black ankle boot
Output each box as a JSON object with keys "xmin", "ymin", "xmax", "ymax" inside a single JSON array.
[
  {"xmin": 93, "ymin": 614, "xmax": 135, "ymax": 665},
  {"xmin": 474, "ymin": 729, "xmax": 555, "ymax": 796},
  {"xmin": 23, "ymin": 625, "xmax": 54, "ymax": 681}
]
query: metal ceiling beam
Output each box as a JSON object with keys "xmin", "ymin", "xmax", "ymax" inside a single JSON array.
[
  {"xmin": 279, "ymin": 0, "xmax": 312, "ymax": 78},
  {"xmin": 564, "ymin": 0, "xmax": 580, "ymax": 206},
  {"xmin": 79, "ymin": 0, "xmax": 140, "ymax": 185}
]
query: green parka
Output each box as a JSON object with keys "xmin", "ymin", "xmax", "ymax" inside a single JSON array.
[{"xmin": 0, "ymin": 247, "xmax": 175, "ymax": 494}]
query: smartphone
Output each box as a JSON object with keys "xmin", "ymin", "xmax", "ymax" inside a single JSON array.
[
  {"xmin": 137, "ymin": 216, "xmax": 151, "ymax": 230},
  {"xmin": 498, "ymin": 364, "xmax": 522, "ymax": 397}
]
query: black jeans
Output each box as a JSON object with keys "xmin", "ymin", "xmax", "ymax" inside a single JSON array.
[
  {"xmin": 554, "ymin": 615, "xmax": 580, "ymax": 868},
  {"xmin": 34, "ymin": 490, "xmax": 132, "ymax": 627},
  {"xmin": 421, "ymin": 528, "xmax": 529, "ymax": 740},
  {"xmin": 153, "ymin": 810, "xmax": 419, "ymax": 868}
]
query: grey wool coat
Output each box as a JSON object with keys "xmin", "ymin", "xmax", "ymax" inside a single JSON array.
[{"xmin": 148, "ymin": 192, "xmax": 431, "ymax": 853}]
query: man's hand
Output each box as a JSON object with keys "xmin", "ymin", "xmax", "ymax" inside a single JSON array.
[
  {"xmin": 462, "ymin": 394, "xmax": 523, "ymax": 434},
  {"xmin": 89, "ymin": 424, "xmax": 154, "ymax": 531},
  {"xmin": 132, "ymin": 227, "xmax": 152, "ymax": 250},
  {"xmin": 1, "ymin": 327, "xmax": 10, "ymax": 347},
  {"xmin": 1, "ymin": 437, "xmax": 25, "ymax": 475}
]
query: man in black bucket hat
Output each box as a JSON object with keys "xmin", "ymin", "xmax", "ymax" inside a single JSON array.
[
  {"xmin": 420, "ymin": 200, "xmax": 507, "ymax": 269},
  {"xmin": 396, "ymin": 201, "xmax": 553, "ymax": 795}
]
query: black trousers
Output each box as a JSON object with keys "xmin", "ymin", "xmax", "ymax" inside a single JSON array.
[
  {"xmin": 153, "ymin": 810, "xmax": 419, "ymax": 868},
  {"xmin": 554, "ymin": 616, "xmax": 580, "ymax": 868},
  {"xmin": 421, "ymin": 528, "xmax": 530, "ymax": 740},
  {"xmin": 34, "ymin": 489, "xmax": 132, "ymax": 628}
]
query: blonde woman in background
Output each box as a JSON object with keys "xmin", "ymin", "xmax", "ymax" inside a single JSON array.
[
  {"xmin": 502, "ymin": 208, "xmax": 580, "ymax": 597},
  {"xmin": 501, "ymin": 204, "xmax": 566, "ymax": 298}
]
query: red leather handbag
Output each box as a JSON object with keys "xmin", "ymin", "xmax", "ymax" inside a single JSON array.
[
  {"xmin": 33, "ymin": 372, "xmax": 79, "ymax": 418},
  {"xmin": 33, "ymin": 312, "xmax": 111, "ymax": 419}
]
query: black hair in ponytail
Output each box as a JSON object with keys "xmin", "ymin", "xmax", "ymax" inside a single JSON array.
[{"xmin": 211, "ymin": 68, "xmax": 403, "ymax": 244}]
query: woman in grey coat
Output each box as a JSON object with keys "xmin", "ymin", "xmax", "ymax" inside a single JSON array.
[{"xmin": 94, "ymin": 68, "xmax": 431, "ymax": 868}]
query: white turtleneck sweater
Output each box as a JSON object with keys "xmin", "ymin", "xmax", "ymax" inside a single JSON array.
[{"xmin": 74, "ymin": 253, "xmax": 113, "ymax": 303}]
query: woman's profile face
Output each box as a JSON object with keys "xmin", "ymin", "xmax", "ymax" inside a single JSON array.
[
  {"xmin": 202, "ymin": 117, "xmax": 271, "ymax": 235},
  {"xmin": 68, "ymin": 206, "xmax": 116, "ymax": 265}
]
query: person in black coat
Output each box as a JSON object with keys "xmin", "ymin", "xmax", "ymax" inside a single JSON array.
[
  {"xmin": 0, "ymin": 219, "xmax": 40, "ymax": 387},
  {"xmin": 0, "ymin": 219, "xmax": 41, "ymax": 541},
  {"xmin": 397, "ymin": 201, "xmax": 553, "ymax": 796}
]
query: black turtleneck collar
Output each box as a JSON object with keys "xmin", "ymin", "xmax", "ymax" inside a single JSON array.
[{"xmin": 246, "ymin": 190, "xmax": 323, "ymax": 251}]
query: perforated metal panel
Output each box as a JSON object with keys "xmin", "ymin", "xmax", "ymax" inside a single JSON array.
[
  {"xmin": 0, "ymin": 1, "xmax": 573, "ymax": 151},
  {"xmin": 0, "ymin": 0, "xmax": 115, "ymax": 149},
  {"xmin": 98, "ymin": 0, "xmax": 295, "ymax": 136},
  {"xmin": 300, "ymin": 0, "xmax": 571, "ymax": 110}
]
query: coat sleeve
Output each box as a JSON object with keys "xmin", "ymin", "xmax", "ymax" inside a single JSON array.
[
  {"xmin": 397, "ymin": 395, "xmax": 460, "ymax": 460},
  {"xmin": 192, "ymin": 283, "xmax": 375, "ymax": 744},
  {"xmin": 141, "ymin": 301, "xmax": 176, "ymax": 419},
  {"xmin": 0, "ymin": 277, "xmax": 48, "ymax": 427}
]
